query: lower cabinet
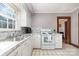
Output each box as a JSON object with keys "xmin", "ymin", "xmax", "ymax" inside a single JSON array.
[
  {"xmin": 8, "ymin": 45, "xmax": 22, "ymax": 56},
  {"xmin": 21, "ymin": 39, "xmax": 32, "ymax": 56},
  {"xmin": 21, "ymin": 42, "xmax": 28, "ymax": 56},
  {"xmin": 8, "ymin": 36, "xmax": 32, "ymax": 56},
  {"xmin": 8, "ymin": 48, "xmax": 18, "ymax": 56},
  {"xmin": 33, "ymin": 33, "xmax": 41, "ymax": 48},
  {"xmin": 54, "ymin": 34, "xmax": 62, "ymax": 48}
]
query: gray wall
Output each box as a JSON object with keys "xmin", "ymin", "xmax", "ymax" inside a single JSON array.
[
  {"xmin": 71, "ymin": 9, "xmax": 79, "ymax": 45},
  {"xmin": 32, "ymin": 13, "xmax": 71, "ymax": 33}
]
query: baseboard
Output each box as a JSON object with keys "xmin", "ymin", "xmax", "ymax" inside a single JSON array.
[{"xmin": 70, "ymin": 43, "xmax": 79, "ymax": 48}]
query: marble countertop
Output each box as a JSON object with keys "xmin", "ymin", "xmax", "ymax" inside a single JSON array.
[
  {"xmin": 0, "ymin": 41, "xmax": 18, "ymax": 56},
  {"xmin": 0, "ymin": 34, "xmax": 32, "ymax": 56}
]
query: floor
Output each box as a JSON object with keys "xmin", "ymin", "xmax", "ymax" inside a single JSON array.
[{"xmin": 32, "ymin": 44, "xmax": 79, "ymax": 56}]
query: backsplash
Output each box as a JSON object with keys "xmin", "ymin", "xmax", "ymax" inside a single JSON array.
[{"xmin": 0, "ymin": 31, "xmax": 22, "ymax": 41}]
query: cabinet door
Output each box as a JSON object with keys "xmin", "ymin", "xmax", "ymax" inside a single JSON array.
[
  {"xmin": 25, "ymin": 38, "xmax": 32, "ymax": 56},
  {"xmin": 21, "ymin": 38, "xmax": 32, "ymax": 56},
  {"xmin": 17, "ymin": 46, "xmax": 22, "ymax": 56},
  {"xmin": 54, "ymin": 34, "xmax": 62, "ymax": 48},
  {"xmin": 8, "ymin": 36, "xmax": 33, "ymax": 56},
  {"xmin": 21, "ymin": 41, "xmax": 29, "ymax": 56},
  {"xmin": 33, "ymin": 34, "xmax": 41, "ymax": 48},
  {"xmin": 29, "ymin": 37, "xmax": 33, "ymax": 55},
  {"xmin": 8, "ymin": 49, "xmax": 18, "ymax": 56},
  {"xmin": 26, "ymin": 44, "xmax": 32, "ymax": 56}
]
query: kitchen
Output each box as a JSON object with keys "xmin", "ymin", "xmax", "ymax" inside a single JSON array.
[{"xmin": 0, "ymin": 3, "xmax": 79, "ymax": 56}]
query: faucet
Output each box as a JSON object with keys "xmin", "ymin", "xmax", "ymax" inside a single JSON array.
[{"xmin": 12, "ymin": 32, "xmax": 16, "ymax": 41}]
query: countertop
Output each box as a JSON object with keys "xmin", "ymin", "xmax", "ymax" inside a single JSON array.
[{"xmin": 0, "ymin": 34, "xmax": 32, "ymax": 56}]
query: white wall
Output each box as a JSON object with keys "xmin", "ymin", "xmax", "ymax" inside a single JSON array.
[
  {"xmin": 71, "ymin": 9, "xmax": 79, "ymax": 45},
  {"xmin": 32, "ymin": 13, "xmax": 71, "ymax": 33}
]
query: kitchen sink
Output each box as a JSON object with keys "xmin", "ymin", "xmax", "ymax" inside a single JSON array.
[{"xmin": 14, "ymin": 37, "xmax": 23, "ymax": 41}]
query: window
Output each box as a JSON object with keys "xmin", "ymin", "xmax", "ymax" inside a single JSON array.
[
  {"xmin": 8, "ymin": 19, "xmax": 15, "ymax": 29},
  {"xmin": 0, "ymin": 3, "xmax": 16, "ymax": 29},
  {"xmin": 13, "ymin": 20, "xmax": 15, "ymax": 29},
  {"xmin": 8, "ymin": 19, "xmax": 12, "ymax": 28},
  {"xmin": 0, "ymin": 16, "xmax": 7, "ymax": 28},
  {"xmin": 0, "ymin": 3, "xmax": 16, "ymax": 18}
]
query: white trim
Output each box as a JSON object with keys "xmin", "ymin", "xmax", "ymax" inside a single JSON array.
[{"xmin": 71, "ymin": 7, "xmax": 79, "ymax": 13}]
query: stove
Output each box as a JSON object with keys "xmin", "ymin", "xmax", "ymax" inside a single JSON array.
[{"xmin": 41, "ymin": 29, "xmax": 55, "ymax": 49}]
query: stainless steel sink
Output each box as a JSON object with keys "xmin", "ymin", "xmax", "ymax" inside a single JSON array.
[
  {"xmin": 14, "ymin": 37, "xmax": 23, "ymax": 41},
  {"xmin": 14, "ymin": 35, "xmax": 25, "ymax": 41}
]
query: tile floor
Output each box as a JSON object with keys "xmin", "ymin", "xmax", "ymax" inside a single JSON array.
[{"xmin": 32, "ymin": 44, "xmax": 79, "ymax": 56}]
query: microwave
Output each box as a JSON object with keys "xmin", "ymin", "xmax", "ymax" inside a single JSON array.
[{"xmin": 21, "ymin": 27, "xmax": 32, "ymax": 34}]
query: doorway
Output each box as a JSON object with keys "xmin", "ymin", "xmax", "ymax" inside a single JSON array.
[{"xmin": 57, "ymin": 16, "xmax": 71, "ymax": 44}]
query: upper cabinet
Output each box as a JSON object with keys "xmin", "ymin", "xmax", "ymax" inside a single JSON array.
[
  {"xmin": 16, "ymin": 4, "xmax": 31, "ymax": 30},
  {"xmin": 19, "ymin": 4, "xmax": 32, "ymax": 27},
  {"xmin": 20, "ymin": 9, "xmax": 27, "ymax": 27}
]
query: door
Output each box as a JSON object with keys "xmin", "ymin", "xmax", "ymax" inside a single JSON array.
[
  {"xmin": 57, "ymin": 16, "xmax": 71, "ymax": 44},
  {"xmin": 65, "ymin": 21, "xmax": 67, "ymax": 43},
  {"xmin": 66, "ymin": 21, "xmax": 71, "ymax": 43}
]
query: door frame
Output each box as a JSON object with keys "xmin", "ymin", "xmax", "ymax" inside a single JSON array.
[
  {"xmin": 57, "ymin": 16, "xmax": 71, "ymax": 44},
  {"xmin": 78, "ymin": 15, "xmax": 79, "ymax": 47}
]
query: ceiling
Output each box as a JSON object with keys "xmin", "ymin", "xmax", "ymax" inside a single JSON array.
[{"xmin": 26, "ymin": 3, "xmax": 79, "ymax": 13}]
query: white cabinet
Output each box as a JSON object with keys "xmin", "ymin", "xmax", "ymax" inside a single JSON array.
[
  {"xmin": 27, "ymin": 37, "xmax": 32, "ymax": 56},
  {"xmin": 8, "ymin": 48, "xmax": 18, "ymax": 56},
  {"xmin": 21, "ymin": 36, "xmax": 32, "ymax": 56},
  {"xmin": 8, "ymin": 45, "xmax": 22, "ymax": 56},
  {"xmin": 53, "ymin": 34, "xmax": 62, "ymax": 48},
  {"xmin": 33, "ymin": 33, "xmax": 41, "ymax": 48},
  {"xmin": 8, "ymin": 36, "xmax": 33, "ymax": 56},
  {"xmin": 17, "ymin": 46, "xmax": 22, "ymax": 56},
  {"xmin": 21, "ymin": 41, "xmax": 28, "ymax": 56},
  {"xmin": 27, "ymin": 39, "xmax": 33, "ymax": 55},
  {"xmin": 32, "ymin": 33, "xmax": 62, "ymax": 49},
  {"xmin": 26, "ymin": 44, "xmax": 32, "ymax": 56},
  {"xmin": 20, "ymin": 8, "xmax": 27, "ymax": 27}
]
